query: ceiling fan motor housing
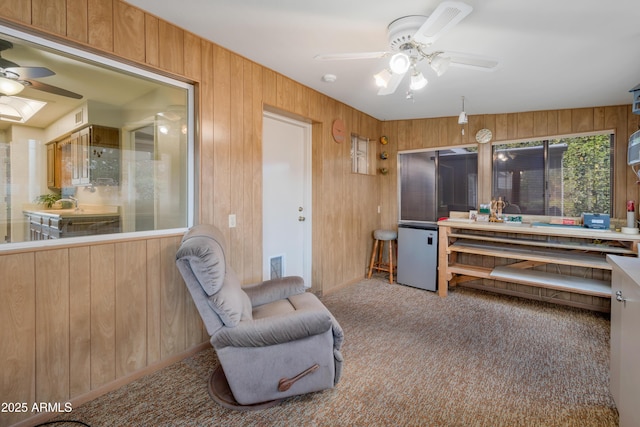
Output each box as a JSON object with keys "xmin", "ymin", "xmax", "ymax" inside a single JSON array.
[{"xmin": 387, "ymin": 15, "xmax": 426, "ymax": 51}]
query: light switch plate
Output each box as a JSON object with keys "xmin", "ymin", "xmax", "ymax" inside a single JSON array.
[{"xmin": 229, "ymin": 214, "xmax": 236, "ymax": 228}]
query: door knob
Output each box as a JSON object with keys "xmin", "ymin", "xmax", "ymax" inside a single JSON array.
[{"xmin": 298, "ymin": 216, "xmax": 306, "ymax": 222}]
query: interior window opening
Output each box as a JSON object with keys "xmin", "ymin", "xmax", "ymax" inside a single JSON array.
[{"xmin": 0, "ymin": 26, "xmax": 194, "ymax": 245}]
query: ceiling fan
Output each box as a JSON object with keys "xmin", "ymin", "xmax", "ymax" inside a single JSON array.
[
  {"xmin": 314, "ymin": 1, "xmax": 498, "ymax": 96},
  {"xmin": 0, "ymin": 39, "xmax": 82, "ymax": 99}
]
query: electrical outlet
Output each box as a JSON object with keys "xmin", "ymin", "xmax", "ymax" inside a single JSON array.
[
  {"xmin": 229, "ymin": 214, "xmax": 236, "ymax": 228},
  {"xmin": 377, "ymin": 205, "xmax": 381, "ymax": 214}
]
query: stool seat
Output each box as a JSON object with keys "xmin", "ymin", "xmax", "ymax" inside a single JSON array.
[
  {"xmin": 373, "ymin": 229, "xmax": 397, "ymax": 241},
  {"xmin": 367, "ymin": 229, "xmax": 398, "ymax": 283}
]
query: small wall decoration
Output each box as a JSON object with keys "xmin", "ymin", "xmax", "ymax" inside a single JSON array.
[
  {"xmin": 380, "ymin": 151, "xmax": 388, "ymax": 160},
  {"xmin": 332, "ymin": 119, "xmax": 346, "ymax": 143},
  {"xmin": 380, "ymin": 135, "xmax": 389, "ymax": 145}
]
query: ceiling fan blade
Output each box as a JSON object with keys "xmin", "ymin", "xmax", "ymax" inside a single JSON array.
[
  {"xmin": 377, "ymin": 71, "xmax": 405, "ymax": 96},
  {"xmin": 23, "ymin": 79, "xmax": 83, "ymax": 99},
  {"xmin": 6, "ymin": 66, "xmax": 55, "ymax": 79},
  {"xmin": 413, "ymin": 1, "xmax": 472, "ymax": 46},
  {"xmin": 314, "ymin": 51, "xmax": 389, "ymax": 61},
  {"xmin": 446, "ymin": 52, "xmax": 500, "ymax": 71}
]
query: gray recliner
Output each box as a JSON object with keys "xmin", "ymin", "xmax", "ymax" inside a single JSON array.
[{"xmin": 176, "ymin": 224, "xmax": 344, "ymax": 409}]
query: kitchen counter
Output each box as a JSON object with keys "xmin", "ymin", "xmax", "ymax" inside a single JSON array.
[
  {"xmin": 23, "ymin": 204, "xmax": 120, "ymax": 218},
  {"xmin": 23, "ymin": 205, "xmax": 120, "ymax": 240}
]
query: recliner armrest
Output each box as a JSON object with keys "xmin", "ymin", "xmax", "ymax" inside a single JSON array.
[
  {"xmin": 243, "ymin": 276, "xmax": 305, "ymax": 307},
  {"xmin": 211, "ymin": 309, "xmax": 332, "ymax": 348}
]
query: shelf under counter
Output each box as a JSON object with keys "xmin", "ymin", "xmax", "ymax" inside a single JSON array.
[{"xmin": 438, "ymin": 219, "xmax": 640, "ymax": 312}]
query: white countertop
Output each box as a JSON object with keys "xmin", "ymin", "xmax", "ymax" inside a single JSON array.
[{"xmin": 607, "ymin": 255, "xmax": 640, "ymax": 287}]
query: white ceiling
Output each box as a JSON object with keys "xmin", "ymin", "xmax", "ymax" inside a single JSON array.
[{"xmin": 126, "ymin": 0, "xmax": 640, "ymax": 121}]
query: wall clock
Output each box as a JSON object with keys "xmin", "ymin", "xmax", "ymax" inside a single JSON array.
[
  {"xmin": 332, "ymin": 119, "xmax": 346, "ymax": 143},
  {"xmin": 475, "ymin": 128, "xmax": 493, "ymax": 144}
]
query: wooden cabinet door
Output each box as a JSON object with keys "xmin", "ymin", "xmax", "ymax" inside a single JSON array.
[{"xmin": 46, "ymin": 143, "xmax": 56, "ymax": 188}]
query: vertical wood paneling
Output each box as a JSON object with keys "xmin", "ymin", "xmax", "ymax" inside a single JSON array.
[
  {"xmin": 572, "ymin": 108, "xmax": 594, "ymax": 132},
  {"xmin": 160, "ymin": 236, "xmax": 186, "ymax": 357},
  {"xmin": 144, "ymin": 14, "xmax": 159, "ymax": 67},
  {"xmin": 251, "ymin": 63, "xmax": 264, "ymax": 284},
  {"xmin": 69, "ymin": 247, "xmax": 91, "ymax": 397},
  {"xmin": 229, "ymin": 53, "xmax": 244, "ymax": 272},
  {"xmin": 213, "ymin": 44, "xmax": 231, "ymax": 236},
  {"xmin": 533, "ymin": 111, "xmax": 548, "ymax": 136},
  {"xmin": 88, "ymin": 0, "xmax": 114, "ymax": 52},
  {"xmin": 558, "ymin": 109, "xmax": 572, "ymax": 134},
  {"xmin": 547, "ymin": 110, "xmax": 559, "ymax": 136},
  {"xmin": 517, "ymin": 112, "xmax": 534, "ymax": 138},
  {"xmin": 32, "ymin": 0, "xmax": 66, "ymax": 35},
  {"xmin": 90, "ymin": 244, "xmax": 116, "ymax": 388},
  {"xmin": 146, "ymin": 238, "xmax": 162, "ymax": 364},
  {"xmin": 113, "ymin": 1, "xmax": 145, "ymax": 62},
  {"xmin": 183, "ymin": 32, "xmax": 202, "ymax": 82},
  {"xmin": 0, "ymin": 253, "xmax": 35, "ymax": 427},
  {"xmin": 0, "ymin": 0, "xmax": 31, "ymax": 23},
  {"xmin": 35, "ymin": 249, "xmax": 69, "ymax": 403},
  {"xmin": 66, "ymin": 0, "xmax": 88, "ymax": 43},
  {"xmin": 115, "ymin": 241, "xmax": 147, "ymax": 377},
  {"xmin": 199, "ymin": 40, "xmax": 215, "ymax": 225},
  {"xmin": 158, "ymin": 20, "xmax": 184, "ymax": 75}
]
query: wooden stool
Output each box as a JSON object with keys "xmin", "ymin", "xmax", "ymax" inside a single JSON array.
[{"xmin": 367, "ymin": 229, "xmax": 398, "ymax": 283}]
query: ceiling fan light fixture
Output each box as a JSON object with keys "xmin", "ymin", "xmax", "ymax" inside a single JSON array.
[
  {"xmin": 373, "ymin": 69, "xmax": 392, "ymax": 88},
  {"xmin": 430, "ymin": 55, "xmax": 451, "ymax": 76},
  {"xmin": 389, "ymin": 52, "xmax": 411, "ymax": 74},
  {"xmin": 0, "ymin": 76, "xmax": 23, "ymax": 96},
  {"xmin": 410, "ymin": 70, "xmax": 428, "ymax": 91}
]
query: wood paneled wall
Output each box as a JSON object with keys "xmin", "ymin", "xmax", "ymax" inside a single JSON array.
[
  {"xmin": 380, "ymin": 106, "xmax": 640, "ymax": 228},
  {"xmin": 0, "ymin": 1, "xmax": 380, "ymax": 425},
  {"xmin": 0, "ymin": 1, "xmax": 638, "ymax": 425},
  {"xmin": 0, "ymin": 233, "xmax": 206, "ymax": 427}
]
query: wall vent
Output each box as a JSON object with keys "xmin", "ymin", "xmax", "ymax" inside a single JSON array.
[
  {"xmin": 269, "ymin": 255, "xmax": 284, "ymax": 280},
  {"xmin": 74, "ymin": 110, "xmax": 83, "ymax": 125}
]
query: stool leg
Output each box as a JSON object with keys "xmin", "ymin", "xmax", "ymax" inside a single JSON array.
[
  {"xmin": 388, "ymin": 239, "xmax": 394, "ymax": 283},
  {"xmin": 367, "ymin": 239, "xmax": 379, "ymax": 278}
]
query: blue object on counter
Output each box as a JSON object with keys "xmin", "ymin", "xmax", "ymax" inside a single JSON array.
[{"xmin": 582, "ymin": 213, "xmax": 610, "ymax": 229}]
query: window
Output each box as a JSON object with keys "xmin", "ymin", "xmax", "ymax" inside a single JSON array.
[
  {"xmin": 351, "ymin": 134, "xmax": 375, "ymax": 175},
  {"xmin": 0, "ymin": 26, "xmax": 193, "ymax": 245},
  {"xmin": 398, "ymin": 147, "xmax": 478, "ymax": 222},
  {"xmin": 492, "ymin": 133, "xmax": 613, "ymax": 216}
]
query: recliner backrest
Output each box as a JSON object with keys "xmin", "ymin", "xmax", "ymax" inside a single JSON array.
[{"xmin": 176, "ymin": 225, "xmax": 252, "ymax": 335}]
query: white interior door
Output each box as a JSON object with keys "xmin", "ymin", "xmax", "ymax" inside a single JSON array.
[{"xmin": 262, "ymin": 112, "xmax": 312, "ymax": 287}]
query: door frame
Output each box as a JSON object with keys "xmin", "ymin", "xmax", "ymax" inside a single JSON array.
[{"xmin": 262, "ymin": 110, "xmax": 312, "ymax": 287}]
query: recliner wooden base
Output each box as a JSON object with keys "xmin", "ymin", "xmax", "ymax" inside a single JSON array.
[{"xmin": 208, "ymin": 365, "xmax": 283, "ymax": 411}]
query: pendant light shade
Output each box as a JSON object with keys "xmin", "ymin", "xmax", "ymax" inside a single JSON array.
[
  {"xmin": 374, "ymin": 69, "xmax": 392, "ymax": 88},
  {"xmin": 409, "ymin": 70, "xmax": 428, "ymax": 91}
]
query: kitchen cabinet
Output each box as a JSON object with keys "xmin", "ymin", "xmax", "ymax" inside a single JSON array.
[
  {"xmin": 46, "ymin": 137, "xmax": 72, "ymax": 190},
  {"xmin": 47, "ymin": 125, "xmax": 119, "ymax": 189},
  {"xmin": 608, "ymin": 255, "xmax": 640, "ymax": 427},
  {"xmin": 71, "ymin": 125, "xmax": 120, "ymax": 186},
  {"xmin": 24, "ymin": 210, "xmax": 120, "ymax": 240}
]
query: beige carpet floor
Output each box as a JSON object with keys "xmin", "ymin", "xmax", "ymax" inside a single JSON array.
[{"xmin": 48, "ymin": 278, "xmax": 617, "ymax": 427}]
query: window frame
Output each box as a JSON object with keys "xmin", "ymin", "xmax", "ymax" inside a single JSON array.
[
  {"xmin": 490, "ymin": 131, "xmax": 614, "ymax": 216},
  {"xmin": 0, "ymin": 24, "xmax": 195, "ymax": 251}
]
